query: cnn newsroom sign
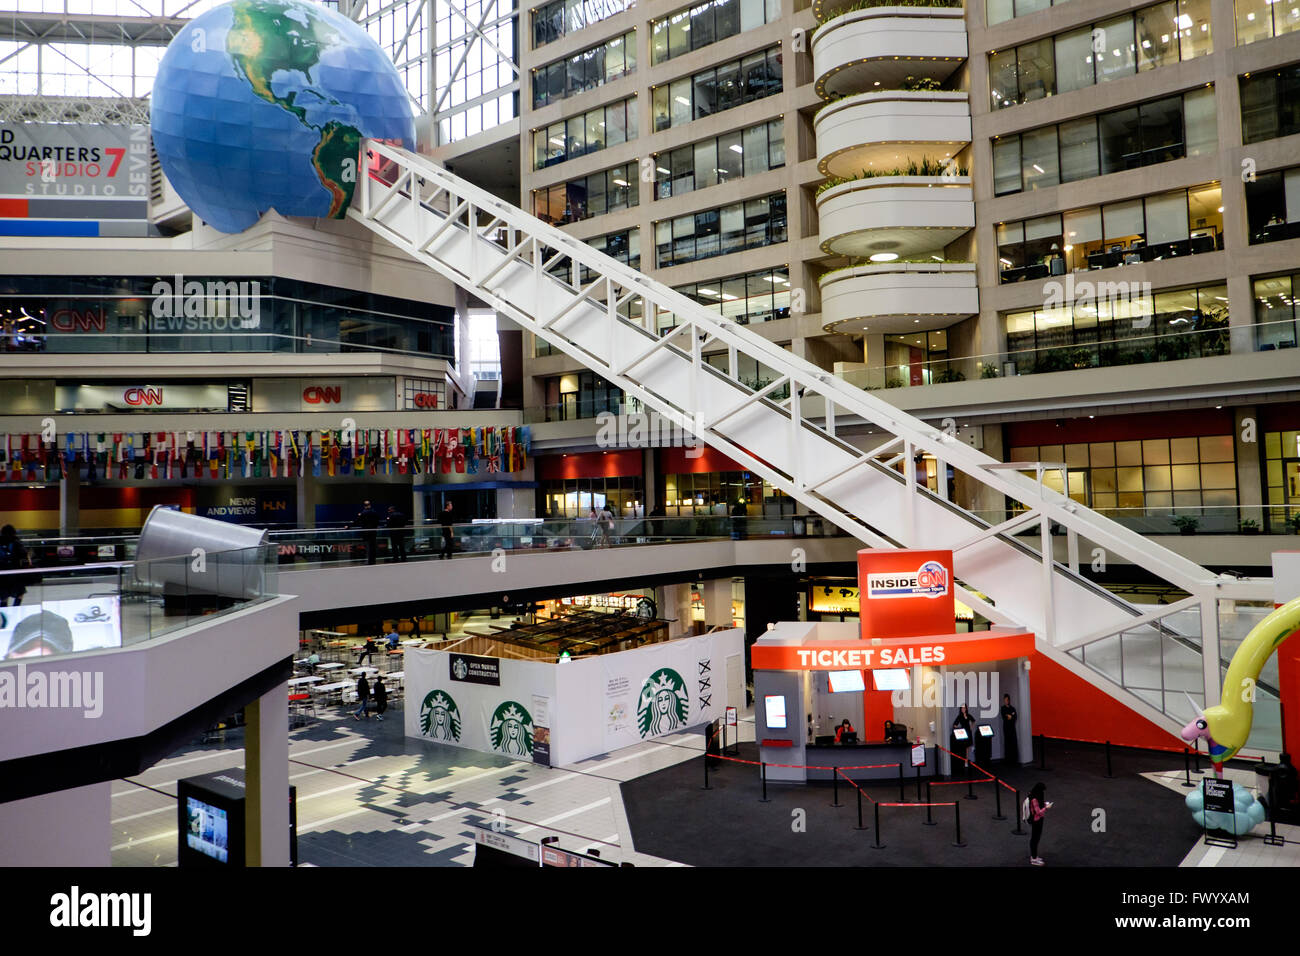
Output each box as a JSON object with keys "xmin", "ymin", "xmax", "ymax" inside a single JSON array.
[{"xmin": 0, "ymin": 124, "xmax": 149, "ymax": 198}]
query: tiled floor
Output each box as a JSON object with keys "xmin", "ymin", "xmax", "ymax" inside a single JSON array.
[
  {"xmin": 110, "ymin": 699, "xmax": 748, "ymax": 866},
  {"xmin": 1143, "ymin": 767, "xmax": 1300, "ymax": 867}
]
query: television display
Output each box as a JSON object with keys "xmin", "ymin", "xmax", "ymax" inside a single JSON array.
[
  {"xmin": 0, "ymin": 597, "xmax": 122, "ymax": 659},
  {"xmin": 977, "ymin": 725, "xmax": 994, "ymax": 738},
  {"xmin": 952, "ymin": 727, "xmax": 969, "ymax": 741},
  {"xmin": 871, "ymin": 669, "xmax": 910, "ymax": 691},
  {"xmin": 764, "ymin": 695, "xmax": 787, "ymax": 729},
  {"xmin": 827, "ymin": 670, "xmax": 866, "ymax": 693},
  {"xmin": 186, "ymin": 797, "xmax": 229, "ymax": 863}
]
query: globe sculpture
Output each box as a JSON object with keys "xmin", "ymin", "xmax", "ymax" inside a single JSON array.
[{"xmin": 150, "ymin": 0, "xmax": 415, "ymax": 234}]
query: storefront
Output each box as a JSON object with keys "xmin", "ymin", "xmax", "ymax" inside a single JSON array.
[{"xmin": 753, "ymin": 550, "xmax": 1034, "ymax": 782}]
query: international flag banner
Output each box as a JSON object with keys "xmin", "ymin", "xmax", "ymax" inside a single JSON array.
[
  {"xmin": 313, "ymin": 431, "xmax": 323, "ymax": 477},
  {"xmin": 244, "ymin": 432, "xmax": 254, "ymax": 478},
  {"xmin": 268, "ymin": 431, "xmax": 280, "ymax": 479}
]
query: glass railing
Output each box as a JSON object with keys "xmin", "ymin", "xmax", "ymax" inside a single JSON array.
[
  {"xmin": 266, "ymin": 515, "xmax": 839, "ymax": 566},
  {"xmin": 834, "ymin": 318, "xmax": 1295, "ymax": 390},
  {"xmin": 0, "ymin": 543, "xmax": 277, "ymax": 663},
  {"xmin": 962, "ymin": 504, "xmax": 1298, "ymax": 537}
]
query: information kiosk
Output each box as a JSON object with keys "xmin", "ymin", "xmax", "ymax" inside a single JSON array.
[{"xmin": 752, "ymin": 549, "xmax": 1036, "ymax": 783}]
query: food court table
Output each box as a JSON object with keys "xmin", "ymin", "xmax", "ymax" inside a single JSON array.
[{"xmin": 288, "ymin": 676, "xmax": 323, "ymax": 688}]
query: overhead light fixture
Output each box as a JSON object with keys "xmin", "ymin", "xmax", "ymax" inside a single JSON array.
[
  {"xmin": 674, "ymin": 96, "xmax": 690, "ymax": 106},
  {"xmin": 729, "ymin": 144, "xmax": 744, "ymax": 153},
  {"xmin": 869, "ymin": 252, "xmax": 898, "ymax": 262}
]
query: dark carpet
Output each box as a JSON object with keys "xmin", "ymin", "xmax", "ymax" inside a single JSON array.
[{"xmin": 622, "ymin": 740, "xmax": 1212, "ymax": 867}]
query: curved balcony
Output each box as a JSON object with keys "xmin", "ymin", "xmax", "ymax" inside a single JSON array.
[
  {"xmin": 816, "ymin": 175, "xmax": 973, "ymax": 258},
  {"xmin": 812, "ymin": 7, "xmax": 967, "ymax": 99},
  {"xmin": 815, "ymin": 90, "xmax": 971, "ymax": 179},
  {"xmin": 819, "ymin": 261, "xmax": 977, "ymax": 334}
]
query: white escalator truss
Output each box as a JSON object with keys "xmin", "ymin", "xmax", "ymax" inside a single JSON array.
[{"xmin": 348, "ymin": 140, "xmax": 1269, "ymax": 743}]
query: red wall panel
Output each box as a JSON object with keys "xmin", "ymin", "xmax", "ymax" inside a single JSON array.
[
  {"xmin": 536, "ymin": 450, "xmax": 643, "ymax": 480},
  {"xmin": 660, "ymin": 446, "xmax": 744, "ymax": 474},
  {"xmin": 1006, "ymin": 409, "xmax": 1236, "ymax": 447}
]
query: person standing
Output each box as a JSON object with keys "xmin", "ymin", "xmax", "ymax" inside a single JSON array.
[
  {"xmin": 730, "ymin": 497, "xmax": 748, "ymax": 540},
  {"xmin": 353, "ymin": 673, "xmax": 371, "ymax": 720},
  {"xmin": 1000, "ymin": 693, "xmax": 1019, "ymax": 764},
  {"xmin": 385, "ymin": 505, "xmax": 409, "ymax": 562},
  {"xmin": 351, "ymin": 500, "xmax": 381, "ymax": 565},
  {"xmin": 0, "ymin": 524, "xmax": 30, "ymax": 607},
  {"xmin": 1026, "ymin": 782, "xmax": 1053, "ymax": 865},
  {"xmin": 438, "ymin": 500, "xmax": 455, "ymax": 559},
  {"xmin": 595, "ymin": 503, "xmax": 615, "ymax": 548},
  {"xmin": 373, "ymin": 675, "xmax": 388, "ymax": 722},
  {"xmin": 952, "ymin": 704, "xmax": 976, "ymax": 774}
]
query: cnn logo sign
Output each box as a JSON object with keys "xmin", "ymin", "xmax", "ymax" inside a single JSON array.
[
  {"xmin": 303, "ymin": 385, "xmax": 342, "ymax": 405},
  {"xmin": 123, "ymin": 386, "xmax": 163, "ymax": 406}
]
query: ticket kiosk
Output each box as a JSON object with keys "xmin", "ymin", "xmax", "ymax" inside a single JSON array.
[{"xmin": 752, "ymin": 549, "xmax": 1036, "ymax": 783}]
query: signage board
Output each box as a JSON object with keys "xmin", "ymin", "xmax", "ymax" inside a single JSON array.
[
  {"xmin": 0, "ymin": 123, "xmax": 150, "ymax": 203},
  {"xmin": 1202, "ymin": 778, "xmax": 1234, "ymax": 815},
  {"xmin": 858, "ymin": 549, "xmax": 956, "ymax": 640},
  {"xmin": 55, "ymin": 382, "xmax": 231, "ymax": 413},
  {"xmin": 809, "ymin": 585, "xmax": 859, "ymax": 614},
  {"xmin": 911, "ymin": 743, "xmax": 926, "ymax": 767},
  {"xmin": 541, "ymin": 845, "xmax": 614, "ymax": 868},
  {"xmin": 473, "ymin": 827, "xmax": 539, "ymax": 864},
  {"xmin": 449, "ymin": 652, "xmax": 501, "ymax": 686},
  {"xmin": 750, "ymin": 631, "xmax": 1035, "ymax": 671},
  {"xmin": 725, "ymin": 705, "xmax": 738, "ymax": 727}
]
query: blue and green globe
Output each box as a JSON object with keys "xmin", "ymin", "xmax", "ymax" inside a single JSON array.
[{"xmin": 150, "ymin": 0, "xmax": 415, "ymax": 234}]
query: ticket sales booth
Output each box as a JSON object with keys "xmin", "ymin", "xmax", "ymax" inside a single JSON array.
[{"xmin": 752, "ymin": 549, "xmax": 1036, "ymax": 782}]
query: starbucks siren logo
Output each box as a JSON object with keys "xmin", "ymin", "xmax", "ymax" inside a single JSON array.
[
  {"xmin": 637, "ymin": 668, "xmax": 689, "ymax": 738},
  {"xmin": 419, "ymin": 689, "xmax": 462, "ymax": 742},
  {"xmin": 490, "ymin": 700, "xmax": 535, "ymax": 756},
  {"xmin": 452, "ymin": 657, "xmax": 469, "ymax": 680}
]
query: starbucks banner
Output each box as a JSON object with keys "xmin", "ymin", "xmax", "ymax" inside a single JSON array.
[
  {"xmin": 404, "ymin": 629, "xmax": 745, "ymax": 766},
  {"xmin": 406, "ymin": 647, "xmax": 556, "ymax": 760}
]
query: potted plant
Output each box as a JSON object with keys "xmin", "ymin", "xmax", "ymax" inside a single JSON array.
[
  {"xmin": 1172, "ymin": 515, "xmax": 1199, "ymax": 535},
  {"xmin": 1290, "ymin": 514, "xmax": 1300, "ymax": 535},
  {"xmin": 1239, "ymin": 518, "xmax": 1260, "ymax": 534},
  {"xmin": 980, "ymin": 363, "xmax": 1000, "ymax": 379}
]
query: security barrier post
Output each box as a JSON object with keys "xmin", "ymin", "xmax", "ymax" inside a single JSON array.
[
  {"xmin": 953, "ymin": 800, "xmax": 966, "ymax": 848},
  {"xmin": 1012, "ymin": 788, "xmax": 1025, "ymax": 835}
]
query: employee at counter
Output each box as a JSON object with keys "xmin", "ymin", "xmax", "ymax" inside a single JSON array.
[{"xmin": 835, "ymin": 719, "xmax": 857, "ymax": 744}]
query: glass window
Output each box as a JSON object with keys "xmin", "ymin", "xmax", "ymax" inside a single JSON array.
[
  {"xmin": 1054, "ymin": 27, "xmax": 1095, "ymax": 93},
  {"xmin": 718, "ymin": 130, "xmax": 744, "ymax": 182},
  {"xmin": 1139, "ymin": 96, "xmax": 1184, "ymax": 164},
  {"xmin": 691, "ymin": 2, "xmax": 716, "ymax": 50},
  {"xmin": 990, "ymin": 49, "xmax": 1019, "ymax": 108},
  {"xmin": 716, "ymin": 60, "xmax": 742, "ymax": 113},
  {"xmin": 1018, "ymin": 39, "xmax": 1056, "ymax": 100},
  {"xmin": 1237, "ymin": 0, "xmax": 1273, "ymax": 43},
  {"xmin": 669, "ymin": 10, "xmax": 690, "ymax": 59},
  {"xmin": 1021, "ymin": 127, "xmax": 1060, "ymax": 190},
  {"xmin": 987, "ymin": 0, "xmax": 1014, "ymax": 25},
  {"xmin": 1098, "ymin": 106, "xmax": 1139, "ymax": 174},
  {"xmin": 993, "ymin": 138, "xmax": 1022, "ymax": 195},
  {"xmin": 743, "ymin": 124, "xmax": 767, "ymax": 177},
  {"xmin": 741, "ymin": 0, "xmax": 766, "ymax": 31},
  {"xmin": 1136, "ymin": 2, "xmax": 1178, "ymax": 72},
  {"xmin": 768, "ymin": 119, "xmax": 785, "ymax": 169},
  {"xmin": 654, "ymin": 85, "xmax": 670, "ymax": 132},
  {"xmin": 695, "ymin": 139, "xmax": 719, "ymax": 189},
  {"xmin": 717, "ymin": 0, "xmax": 741, "ymax": 40},
  {"xmin": 1063, "ymin": 206, "xmax": 1102, "ymax": 271},
  {"xmin": 1059, "ymin": 116, "xmax": 1100, "ymax": 182},
  {"xmin": 1095, "ymin": 16, "xmax": 1137, "ymax": 83},
  {"xmin": 1144, "ymin": 190, "xmax": 1190, "ymax": 244},
  {"xmin": 1103, "ymin": 199, "xmax": 1144, "ymax": 244},
  {"xmin": 652, "ymin": 18, "xmax": 670, "ymax": 63},
  {"xmin": 1183, "ymin": 86, "xmax": 1217, "ymax": 155},
  {"xmin": 671, "ymin": 77, "xmax": 693, "ymax": 126},
  {"xmin": 1178, "ymin": 0, "xmax": 1213, "ymax": 57},
  {"xmin": 607, "ymin": 102, "xmax": 628, "ymax": 147},
  {"xmin": 671, "ymin": 146, "xmax": 693, "ymax": 196}
]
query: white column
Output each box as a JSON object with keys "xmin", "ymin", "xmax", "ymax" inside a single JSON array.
[{"xmin": 244, "ymin": 683, "xmax": 291, "ymax": 867}]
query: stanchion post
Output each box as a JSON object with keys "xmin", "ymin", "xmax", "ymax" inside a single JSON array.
[
  {"xmin": 923, "ymin": 779, "xmax": 937, "ymax": 826},
  {"xmin": 1181, "ymin": 748, "xmax": 1194, "ymax": 788},
  {"xmin": 1192, "ymin": 740, "xmax": 1200, "ymax": 774},
  {"xmin": 1012, "ymin": 788, "xmax": 1025, "ymax": 835},
  {"xmin": 1038, "ymin": 734, "xmax": 1047, "ymax": 771},
  {"xmin": 993, "ymin": 780, "xmax": 1005, "ymax": 821},
  {"xmin": 965, "ymin": 772, "xmax": 977, "ymax": 800},
  {"xmin": 1264, "ymin": 795, "xmax": 1284, "ymax": 847},
  {"xmin": 702, "ymin": 748, "xmax": 711, "ymax": 790},
  {"xmin": 916, "ymin": 763, "xmax": 922, "ymax": 802},
  {"xmin": 872, "ymin": 801, "xmax": 884, "ymax": 849},
  {"xmin": 855, "ymin": 784, "xmax": 866, "ymax": 831},
  {"xmin": 898, "ymin": 761, "xmax": 905, "ymax": 803},
  {"xmin": 1105, "ymin": 739, "xmax": 1113, "ymax": 779},
  {"xmin": 760, "ymin": 761, "xmax": 769, "ymax": 803},
  {"xmin": 831, "ymin": 767, "xmax": 841, "ymax": 807},
  {"xmin": 953, "ymin": 800, "xmax": 966, "ymax": 848}
]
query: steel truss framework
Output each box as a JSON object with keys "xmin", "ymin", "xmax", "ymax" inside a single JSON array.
[{"xmin": 349, "ymin": 139, "xmax": 1279, "ymax": 747}]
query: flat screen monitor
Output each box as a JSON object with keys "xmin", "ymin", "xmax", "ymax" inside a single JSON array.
[
  {"xmin": 764, "ymin": 695, "xmax": 787, "ymax": 729},
  {"xmin": 952, "ymin": 727, "xmax": 969, "ymax": 742},
  {"xmin": 0, "ymin": 597, "xmax": 123, "ymax": 659},
  {"xmin": 872, "ymin": 668, "xmax": 910, "ymax": 691},
  {"xmin": 185, "ymin": 797, "xmax": 229, "ymax": 864},
  {"xmin": 827, "ymin": 670, "xmax": 866, "ymax": 693},
  {"xmin": 977, "ymin": 725, "xmax": 994, "ymax": 738}
]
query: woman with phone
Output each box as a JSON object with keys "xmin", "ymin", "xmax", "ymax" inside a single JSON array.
[{"xmin": 1027, "ymin": 781, "xmax": 1053, "ymax": 865}]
